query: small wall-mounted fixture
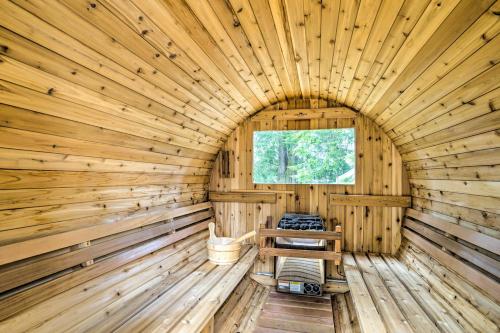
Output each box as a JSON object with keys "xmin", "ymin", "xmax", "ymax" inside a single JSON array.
[{"xmin": 218, "ymin": 150, "xmax": 234, "ymax": 178}]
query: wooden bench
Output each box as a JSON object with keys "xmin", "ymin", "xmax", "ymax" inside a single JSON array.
[
  {"xmin": 0, "ymin": 200, "xmax": 262, "ymax": 332},
  {"xmin": 0, "ymin": 202, "xmax": 215, "ymax": 320},
  {"xmin": 403, "ymin": 208, "xmax": 499, "ymax": 302},
  {"xmin": 0, "ymin": 228, "xmax": 258, "ymax": 332},
  {"xmin": 339, "ymin": 209, "xmax": 500, "ymax": 333},
  {"xmin": 342, "ymin": 253, "xmax": 442, "ymax": 333},
  {"xmin": 342, "ymin": 252, "xmax": 493, "ymax": 332},
  {"xmin": 213, "ymin": 273, "xmax": 269, "ymax": 333}
]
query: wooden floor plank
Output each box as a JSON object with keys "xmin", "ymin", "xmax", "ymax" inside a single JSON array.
[
  {"xmin": 268, "ymin": 290, "xmax": 332, "ymax": 304},
  {"xmin": 263, "ymin": 303, "xmax": 334, "ymax": 321},
  {"xmin": 254, "ymin": 327, "xmax": 298, "ymax": 333},
  {"xmin": 257, "ymin": 314, "xmax": 334, "ymax": 333},
  {"xmin": 256, "ymin": 288, "xmax": 335, "ymax": 333},
  {"xmin": 266, "ymin": 297, "xmax": 332, "ymax": 311}
]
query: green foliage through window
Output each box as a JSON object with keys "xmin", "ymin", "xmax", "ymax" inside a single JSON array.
[{"xmin": 253, "ymin": 128, "xmax": 355, "ymax": 184}]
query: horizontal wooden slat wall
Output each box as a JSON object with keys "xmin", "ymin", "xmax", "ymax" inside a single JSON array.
[
  {"xmin": 210, "ymin": 99, "xmax": 409, "ymax": 276},
  {"xmin": 0, "ymin": 0, "xmax": 237, "ymax": 294},
  {"xmin": 0, "ymin": 0, "xmax": 497, "ymax": 304},
  {"xmin": 353, "ymin": 1, "xmax": 500, "ymax": 249}
]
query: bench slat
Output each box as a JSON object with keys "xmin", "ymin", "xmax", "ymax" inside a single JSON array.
[
  {"xmin": 354, "ymin": 254, "xmax": 413, "ymax": 333},
  {"xmin": 342, "ymin": 253, "xmax": 387, "ymax": 333},
  {"xmin": 0, "ymin": 223, "xmax": 209, "ymax": 322},
  {"xmin": 0, "ymin": 202, "xmax": 213, "ymax": 265},
  {"xmin": 405, "ymin": 219, "xmax": 500, "ymax": 277},
  {"xmin": 403, "ymin": 228, "xmax": 500, "ymax": 303},
  {"xmin": 406, "ymin": 208, "xmax": 500, "ymax": 254},
  {"xmin": 382, "ymin": 255, "xmax": 467, "ymax": 333},
  {"xmin": 368, "ymin": 254, "xmax": 439, "ymax": 333},
  {"xmin": 170, "ymin": 246, "xmax": 259, "ymax": 332}
]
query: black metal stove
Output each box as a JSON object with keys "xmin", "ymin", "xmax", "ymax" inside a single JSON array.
[{"xmin": 275, "ymin": 213, "xmax": 326, "ymax": 296}]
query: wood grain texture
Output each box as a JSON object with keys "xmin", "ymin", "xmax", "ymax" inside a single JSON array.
[
  {"xmin": 251, "ymin": 107, "xmax": 357, "ymax": 121},
  {"xmin": 259, "ymin": 248, "xmax": 341, "ymax": 261},
  {"xmin": 210, "ymin": 101, "xmax": 409, "ymax": 277},
  {"xmin": 345, "ymin": 252, "xmax": 480, "ymax": 333},
  {"xmin": 329, "ymin": 194, "xmax": 411, "ymax": 207},
  {"xmin": 341, "ymin": 252, "xmax": 499, "ymax": 333},
  {"xmin": 404, "ymin": 218, "xmax": 499, "ymax": 277},
  {"xmin": 255, "ymin": 290, "xmax": 334, "ymax": 333},
  {"xmin": 398, "ymin": 240, "xmax": 500, "ymax": 330},
  {"xmin": 402, "ymin": 228, "xmax": 500, "ymax": 303},
  {"xmin": 342, "ymin": 254, "xmax": 386, "ymax": 333},
  {"xmin": 0, "ymin": 218, "xmax": 212, "ymax": 292},
  {"xmin": 0, "ymin": 234, "xmax": 259, "ymax": 333},
  {"xmin": 209, "ymin": 191, "xmax": 276, "ymax": 203},
  {"xmin": 406, "ymin": 208, "xmax": 500, "ymax": 253},
  {"xmin": 214, "ymin": 275, "xmax": 268, "ymax": 333},
  {"xmin": 0, "ymin": 0, "xmax": 498, "ymax": 321},
  {"xmin": 259, "ymin": 228, "xmax": 341, "ymax": 241}
]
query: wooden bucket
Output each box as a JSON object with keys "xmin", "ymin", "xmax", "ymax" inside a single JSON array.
[
  {"xmin": 206, "ymin": 223, "xmax": 255, "ymax": 265},
  {"xmin": 207, "ymin": 238, "xmax": 241, "ymax": 265}
]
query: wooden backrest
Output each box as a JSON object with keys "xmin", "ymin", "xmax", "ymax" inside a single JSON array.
[
  {"xmin": 0, "ymin": 203, "xmax": 214, "ymax": 320},
  {"xmin": 402, "ymin": 208, "xmax": 500, "ymax": 302}
]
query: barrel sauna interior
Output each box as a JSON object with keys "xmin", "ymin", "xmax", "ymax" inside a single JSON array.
[{"xmin": 0, "ymin": 0, "xmax": 498, "ymax": 332}]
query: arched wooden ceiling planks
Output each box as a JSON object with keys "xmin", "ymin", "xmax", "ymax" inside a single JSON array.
[{"xmin": 2, "ymin": 0, "xmax": 497, "ymax": 143}]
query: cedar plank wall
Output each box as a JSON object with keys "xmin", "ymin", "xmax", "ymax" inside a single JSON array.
[
  {"xmin": 0, "ymin": 0, "xmax": 497, "ymax": 298},
  {"xmin": 210, "ymin": 99, "xmax": 410, "ymax": 276},
  {"xmin": 0, "ymin": 1, "xmax": 221, "ymax": 271}
]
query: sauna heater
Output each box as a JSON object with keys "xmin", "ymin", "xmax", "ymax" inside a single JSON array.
[{"xmin": 274, "ymin": 213, "xmax": 326, "ymax": 296}]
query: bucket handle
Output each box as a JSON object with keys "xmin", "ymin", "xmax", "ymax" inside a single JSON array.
[{"xmin": 231, "ymin": 230, "xmax": 256, "ymax": 244}]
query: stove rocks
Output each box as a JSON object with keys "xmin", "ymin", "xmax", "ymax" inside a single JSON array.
[{"xmin": 277, "ymin": 213, "xmax": 325, "ymax": 231}]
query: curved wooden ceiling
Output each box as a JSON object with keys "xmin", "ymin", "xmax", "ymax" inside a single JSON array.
[{"xmin": 2, "ymin": 0, "xmax": 497, "ymax": 144}]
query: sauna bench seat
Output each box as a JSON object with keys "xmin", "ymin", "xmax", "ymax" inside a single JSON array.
[
  {"xmin": 0, "ymin": 233, "xmax": 258, "ymax": 333},
  {"xmin": 339, "ymin": 252, "xmax": 493, "ymax": 333}
]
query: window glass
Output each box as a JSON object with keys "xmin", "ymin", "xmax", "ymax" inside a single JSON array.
[{"xmin": 253, "ymin": 128, "xmax": 355, "ymax": 184}]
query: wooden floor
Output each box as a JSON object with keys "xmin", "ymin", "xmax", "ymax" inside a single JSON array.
[{"xmin": 254, "ymin": 290, "xmax": 335, "ymax": 333}]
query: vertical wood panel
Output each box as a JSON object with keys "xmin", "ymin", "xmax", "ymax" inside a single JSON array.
[{"xmin": 210, "ymin": 99, "xmax": 408, "ymax": 276}]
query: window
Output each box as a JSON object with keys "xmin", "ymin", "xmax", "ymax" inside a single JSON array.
[{"xmin": 253, "ymin": 128, "xmax": 355, "ymax": 184}]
